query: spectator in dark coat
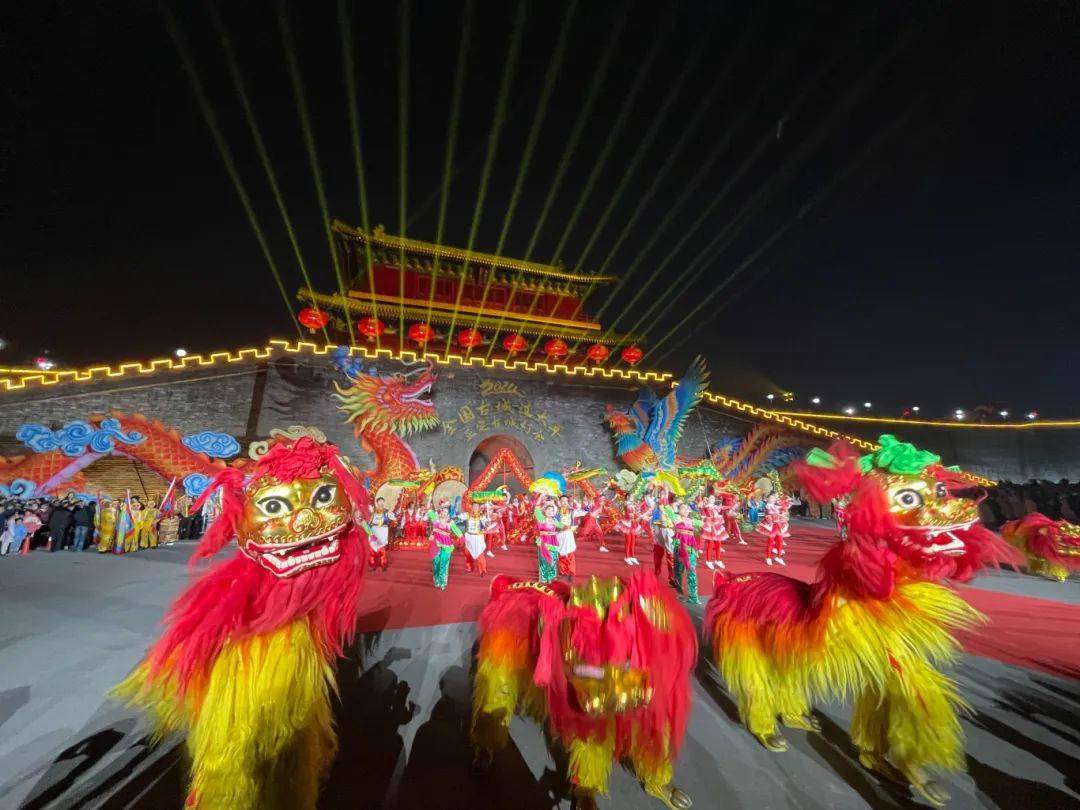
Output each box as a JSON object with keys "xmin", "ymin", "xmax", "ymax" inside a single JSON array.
[
  {"xmin": 47, "ymin": 500, "xmax": 74, "ymax": 552},
  {"xmin": 72, "ymin": 501, "xmax": 96, "ymax": 551}
]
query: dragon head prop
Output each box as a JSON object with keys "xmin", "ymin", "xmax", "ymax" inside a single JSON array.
[
  {"xmin": 193, "ymin": 431, "xmax": 370, "ymax": 579},
  {"xmin": 333, "ymin": 352, "xmax": 439, "ymax": 437},
  {"xmin": 795, "ymin": 435, "xmax": 1014, "ymax": 585}
]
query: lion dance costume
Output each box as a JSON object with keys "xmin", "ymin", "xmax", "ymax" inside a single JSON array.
[
  {"xmin": 1001, "ymin": 511, "xmax": 1080, "ymax": 582},
  {"xmin": 704, "ymin": 435, "xmax": 1013, "ymax": 806},
  {"xmin": 113, "ymin": 431, "xmax": 369, "ymax": 809},
  {"xmin": 472, "ymin": 571, "xmax": 696, "ymax": 810}
]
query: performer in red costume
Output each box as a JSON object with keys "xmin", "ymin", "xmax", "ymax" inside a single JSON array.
[
  {"xmin": 557, "ymin": 495, "xmax": 578, "ymax": 580},
  {"xmin": 719, "ymin": 487, "xmax": 745, "ymax": 545},
  {"xmin": 757, "ymin": 492, "xmax": 792, "ymax": 566},
  {"xmin": 699, "ymin": 494, "xmax": 726, "ymax": 571},
  {"xmin": 617, "ymin": 498, "xmax": 644, "ymax": 566},
  {"xmin": 363, "ymin": 496, "xmax": 394, "ymax": 571},
  {"xmin": 576, "ymin": 491, "xmax": 608, "ymax": 552},
  {"xmin": 403, "ymin": 500, "xmax": 427, "ymax": 544}
]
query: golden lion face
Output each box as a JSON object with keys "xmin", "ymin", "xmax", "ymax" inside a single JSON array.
[
  {"xmin": 561, "ymin": 577, "xmax": 657, "ymax": 716},
  {"xmin": 236, "ymin": 470, "xmax": 352, "ymax": 578},
  {"xmin": 871, "ymin": 469, "xmax": 980, "ymax": 557}
]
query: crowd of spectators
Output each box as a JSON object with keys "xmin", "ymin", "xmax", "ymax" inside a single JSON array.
[
  {"xmin": 978, "ymin": 480, "xmax": 1080, "ymax": 530},
  {"xmin": 0, "ymin": 491, "xmax": 211, "ymax": 555}
]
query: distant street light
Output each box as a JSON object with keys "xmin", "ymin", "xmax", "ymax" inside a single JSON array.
[
  {"xmin": 863, "ymin": 402, "xmax": 872, "ymax": 409},
  {"xmin": 34, "ymin": 356, "xmax": 55, "ymax": 371},
  {"xmin": 174, "ymin": 348, "xmax": 188, "ymax": 358},
  {"xmin": 765, "ymin": 393, "xmax": 775, "ymax": 401},
  {"xmin": 911, "ymin": 406, "xmax": 921, "ymax": 413},
  {"xmin": 811, "ymin": 397, "xmax": 821, "ymax": 405},
  {"xmin": 843, "ymin": 406, "xmax": 856, "ymax": 415},
  {"xmin": 1027, "ymin": 411, "xmax": 1038, "ymax": 421},
  {"xmin": 999, "ymin": 410, "xmax": 1009, "ymax": 418}
]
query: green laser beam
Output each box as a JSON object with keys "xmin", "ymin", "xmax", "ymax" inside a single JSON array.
[
  {"xmin": 481, "ymin": 5, "xmax": 630, "ymax": 362},
  {"xmin": 442, "ymin": 0, "xmax": 528, "ymax": 360},
  {"xmin": 338, "ymin": 0, "xmax": 381, "ymax": 349},
  {"xmin": 206, "ymin": 0, "xmax": 328, "ymax": 344},
  {"xmin": 599, "ymin": 56, "xmax": 825, "ymax": 349},
  {"xmin": 560, "ymin": 16, "xmax": 764, "ymax": 355},
  {"xmin": 422, "ymin": 0, "xmax": 475, "ymax": 339},
  {"xmin": 160, "ymin": 0, "xmax": 301, "ymax": 339},
  {"xmin": 397, "ymin": 0, "xmax": 410, "ymax": 345},
  {"xmin": 276, "ymin": 0, "xmax": 354, "ymax": 345},
  {"xmin": 613, "ymin": 24, "xmax": 916, "ymax": 361},
  {"xmin": 462, "ymin": 0, "xmax": 578, "ymax": 357},
  {"xmin": 582, "ymin": 48, "xmax": 797, "ymax": 341},
  {"xmin": 520, "ymin": 3, "xmax": 629, "ymax": 262},
  {"xmin": 645, "ymin": 105, "xmax": 918, "ymax": 366},
  {"xmin": 547, "ymin": 11, "xmax": 674, "ymax": 268},
  {"xmin": 522, "ymin": 16, "xmax": 706, "ymax": 362}
]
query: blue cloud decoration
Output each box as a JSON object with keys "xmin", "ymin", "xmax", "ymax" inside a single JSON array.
[
  {"xmin": 16, "ymin": 418, "xmax": 145, "ymax": 457},
  {"xmin": 181, "ymin": 431, "xmax": 241, "ymax": 459}
]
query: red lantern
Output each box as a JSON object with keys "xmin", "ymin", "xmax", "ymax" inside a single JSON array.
[
  {"xmin": 502, "ymin": 333, "xmax": 527, "ymax": 355},
  {"xmin": 457, "ymin": 328, "xmax": 484, "ymax": 348},
  {"xmin": 544, "ymin": 338, "xmax": 569, "ymax": 358},
  {"xmin": 586, "ymin": 343, "xmax": 610, "ymax": 363},
  {"xmin": 298, "ymin": 307, "xmax": 330, "ymax": 332},
  {"xmin": 621, "ymin": 345, "xmax": 643, "ymax": 366},
  {"xmin": 408, "ymin": 322, "xmax": 434, "ymax": 345},
  {"xmin": 357, "ymin": 317, "xmax": 386, "ymax": 341}
]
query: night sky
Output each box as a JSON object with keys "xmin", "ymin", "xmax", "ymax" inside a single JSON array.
[{"xmin": 6, "ymin": 1, "xmax": 1079, "ymax": 417}]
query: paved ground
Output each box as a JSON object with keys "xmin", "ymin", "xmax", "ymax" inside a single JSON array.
[{"xmin": 0, "ymin": 534, "xmax": 1077, "ymax": 809}]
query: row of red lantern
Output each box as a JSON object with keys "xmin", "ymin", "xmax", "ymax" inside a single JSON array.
[{"xmin": 297, "ymin": 309, "xmax": 643, "ymax": 364}]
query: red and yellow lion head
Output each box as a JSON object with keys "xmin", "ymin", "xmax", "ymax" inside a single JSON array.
[
  {"xmin": 795, "ymin": 435, "xmax": 1015, "ymax": 585},
  {"xmin": 194, "ymin": 430, "xmax": 370, "ymax": 578}
]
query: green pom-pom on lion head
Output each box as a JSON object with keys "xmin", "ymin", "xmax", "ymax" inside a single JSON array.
[{"xmin": 859, "ymin": 434, "xmax": 940, "ymax": 475}]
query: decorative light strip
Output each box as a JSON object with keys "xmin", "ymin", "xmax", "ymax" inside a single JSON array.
[
  {"xmin": 769, "ymin": 410, "xmax": 1080, "ymax": 429},
  {"xmin": 697, "ymin": 392, "xmax": 997, "ymax": 488},
  {"xmin": 0, "ymin": 339, "xmax": 671, "ymax": 393}
]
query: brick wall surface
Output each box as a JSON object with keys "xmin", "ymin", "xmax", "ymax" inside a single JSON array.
[
  {"xmin": 0, "ymin": 370, "xmax": 258, "ymax": 437},
  {"xmin": 257, "ymin": 357, "xmax": 749, "ymax": 477},
  {"xmin": 0, "ymin": 352, "xmax": 1077, "ymax": 482}
]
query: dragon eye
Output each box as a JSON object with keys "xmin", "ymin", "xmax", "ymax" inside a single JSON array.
[
  {"xmin": 894, "ymin": 489, "xmax": 923, "ymax": 509},
  {"xmin": 312, "ymin": 484, "xmax": 337, "ymax": 507},
  {"xmin": 257, "ymin": 496, "xmax": 292, "ymax": 517}
]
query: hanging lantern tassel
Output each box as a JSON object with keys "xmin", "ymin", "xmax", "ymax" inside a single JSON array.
[
  {"xmin": 586, "ymin": 343, "xmax": 610, "ymax": 363},
  {"xmin": 620, "ymin": 345, "xmax": 643, "ymax": 366}
]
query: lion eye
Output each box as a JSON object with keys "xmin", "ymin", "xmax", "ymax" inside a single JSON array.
[
  {"xmin": 312, "ymin": 484, "xmax": 337, "ymax": 507},
  {"xmin": 894, "ymin": 489, "xmax": 923, "ymax": 509},
  {"xmin": 257, "ymin": 496, "xmax": 292, "ymax": 517},
  {"xmin": 935, "ymin": 483, "xmax": 947, "ymax": 499}
]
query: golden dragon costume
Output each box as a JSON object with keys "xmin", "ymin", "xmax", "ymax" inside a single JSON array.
[
  {"xmin": 112, "ymin": 429, "xmax": 370, "ymax": 809},
  {"xmin": 332, "ymin": 347, "xmax": 461, "ymax": 492},
  {"xmin": 472, "ymin": 571, "xmax": 696, "ymax": 810},
  {"xmin": 704, "ymin": 435, "xmax": 1014, "ymax": 806}
]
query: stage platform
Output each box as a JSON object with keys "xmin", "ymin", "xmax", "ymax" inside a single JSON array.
[{"xmin": 1, "ymin": 520, "xmax": 1077, "ymax": 808}]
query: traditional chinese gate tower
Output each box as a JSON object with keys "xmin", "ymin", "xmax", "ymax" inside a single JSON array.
[{"xmin": 297, "ymin": 222, "xmax": 644, "ymax": 364}]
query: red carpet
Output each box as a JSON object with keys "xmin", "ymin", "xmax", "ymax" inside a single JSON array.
[{"xmin": 354, "ymin": 523, "xmax": 1080, "ymax": 680}]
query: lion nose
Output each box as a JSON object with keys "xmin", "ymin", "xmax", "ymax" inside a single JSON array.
[{"xmin": 290, "ymin": 508, "xmax": 320, "ymax": 533}]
